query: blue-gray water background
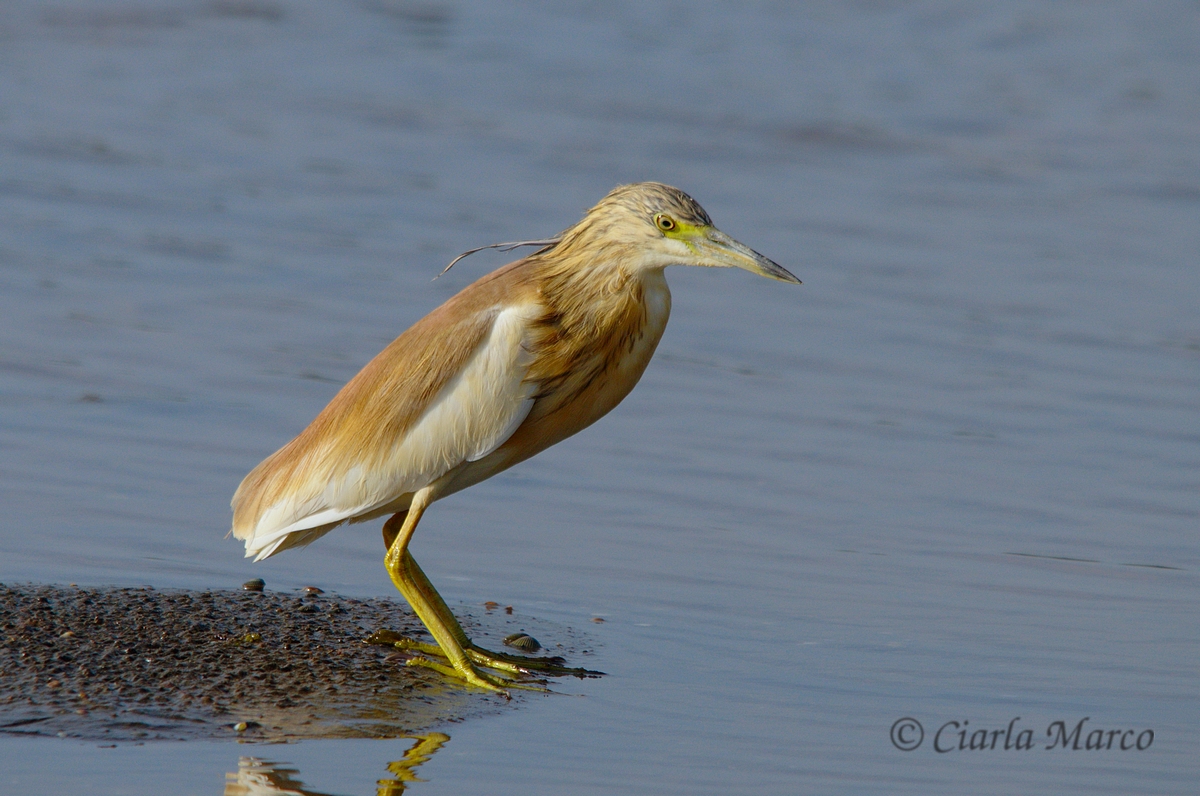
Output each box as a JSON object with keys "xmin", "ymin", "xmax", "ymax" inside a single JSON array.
[{"xmin": 1, "ymin": 1, "xmax": 1197, "ymax": 793}]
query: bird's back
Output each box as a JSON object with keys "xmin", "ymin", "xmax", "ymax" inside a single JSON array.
[{"xmin": 231, "ymin": 260, "xmax": 545, "ymax": 559}]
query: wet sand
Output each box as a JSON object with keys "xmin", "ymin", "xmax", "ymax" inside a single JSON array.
[{"xmin": 0, "ymin": 584, "xmax": 504, "ymax": 741}]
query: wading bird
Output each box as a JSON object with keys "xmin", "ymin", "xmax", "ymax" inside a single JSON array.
[{"xmin": 232, "ymin": 183, "xmax": 800, "ymax": 692}]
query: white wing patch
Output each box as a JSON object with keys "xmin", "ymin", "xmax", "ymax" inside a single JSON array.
[{"xmin": 243, "ymin": 304, "xmax": 538, "ymax": 561}]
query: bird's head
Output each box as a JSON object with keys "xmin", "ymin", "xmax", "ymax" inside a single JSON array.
[{"xmin": 562, "ymin": 182, "xmax": 801, "ymax": 284}]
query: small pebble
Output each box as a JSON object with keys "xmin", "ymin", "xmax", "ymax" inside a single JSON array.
[
  {"xmin": 302, "ymin": 586, "xmax": 324, "ymax": 595},
  {"xmin": 483, "ymin": 601, "xmax": 499, "ymax": 610},
  {"xmin": 242, "ymin": 579, "xmax": 265, "ymax": 592},
  {"xmin": 502, "ymin": 633, "xmax": 541, "ymax": 652},
  {"xmin": 591, "ymin": 617, "xmax": 605, "ymax": 624},
  {"xmin": 504, "ymin": 605, "xmax": 513, "ymax": 615},
  {"xmin": 59, "ymin": 630, "xmax": 75, "ymax": 638}
]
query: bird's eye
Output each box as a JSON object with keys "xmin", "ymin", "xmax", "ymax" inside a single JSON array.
[{"xmin": 655, "ymin": 214, "xmax": 676, "ymax": 232}]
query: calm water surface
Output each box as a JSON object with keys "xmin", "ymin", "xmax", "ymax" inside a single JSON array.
[{"xmin": 1, "ymin": 1, "xmax": 1197, "ymax": 793}]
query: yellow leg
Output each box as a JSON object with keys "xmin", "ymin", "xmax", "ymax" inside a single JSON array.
[
  {"xmin": 404, "ymin": 553, "xmax": 602, "ymax": 677},
  {"xmin": 383, "ymin": 508, "xmax": 472, "ymax": 652},
  {"xmin": 382, "ymin": 494, "xmax": 514, "ymax": 693},
  {"xmin": 381, "ymin": 507, "xmax": 603, "ymax": 681}
]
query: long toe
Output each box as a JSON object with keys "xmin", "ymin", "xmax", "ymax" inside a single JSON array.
[
  {"xmin": 465, "ymin": 643, "xmax": 604, "ymax": 679},
  {"xmin": 403, "ymin": 656, "xmax": 515, "ymax": 695}
]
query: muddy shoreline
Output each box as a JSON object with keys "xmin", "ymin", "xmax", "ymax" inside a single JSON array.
[{"xmin": 0, "ymin": 584, "xmax": 501, "ymax": 741}]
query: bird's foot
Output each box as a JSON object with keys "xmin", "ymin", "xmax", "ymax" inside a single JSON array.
[
  {"xmin": 368, "ymin": 630, "xmax": 524, "ymax": 694},
  {"xmin": 463, "ymin": 642, "xmax": 604, "ymax": 679},
  {"xmin": 368, "ymin": 629, "xmax": 603, "ymax": 684},
  {"xmin": 400, "ymin": 654, "xmax": 545, "ymax": 695}
]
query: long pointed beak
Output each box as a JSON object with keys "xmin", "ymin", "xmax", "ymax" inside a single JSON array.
[{"xmin": 697, "ymin": 228, "xmax": 801, "ymax": 284}]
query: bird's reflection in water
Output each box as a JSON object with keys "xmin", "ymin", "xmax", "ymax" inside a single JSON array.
[{"xmin": 224, "ymin": 733, "xmax": 451, "ymax": 796}]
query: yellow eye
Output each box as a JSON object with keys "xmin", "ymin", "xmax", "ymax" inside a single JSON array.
[{"xmin": 655, "ymin": 214, "xmax": 676, "ymax": 232}]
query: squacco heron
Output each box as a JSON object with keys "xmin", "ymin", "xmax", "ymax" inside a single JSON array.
[{"xmin": 232, "ymin": 183, "xmax": 800, "ymax": 692}]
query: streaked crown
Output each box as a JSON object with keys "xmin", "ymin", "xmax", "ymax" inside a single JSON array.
[{"xmin": 594, "ymin": 182, "xmax": 714, "ymax": 228}]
